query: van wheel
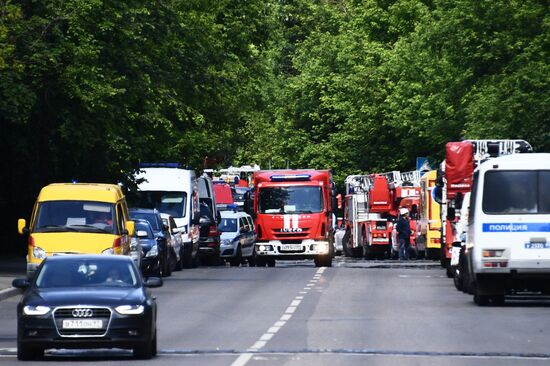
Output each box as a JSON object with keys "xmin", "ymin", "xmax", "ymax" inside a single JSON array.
[
  {"xmin": 248, "ymin": 250, "xmax": 257, "ymax": 267},
  {"xmin": 230, "ymin": 247, "xmax": 242, "ymax": 267},
  {"xmin": 473, "ymin": 293, "xmax": 490, "ymax": 306},
  {"xmin": 267, "ymin": 258, "xmax": 276, "ymax": 267}
]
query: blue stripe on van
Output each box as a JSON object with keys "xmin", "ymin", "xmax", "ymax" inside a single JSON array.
[{"xmin": 483, "ymin": 223, "xmax": 550, "ymax": 233}]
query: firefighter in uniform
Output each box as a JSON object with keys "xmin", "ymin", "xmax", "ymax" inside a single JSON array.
[{"xmin": 396, "ymin": 207, "xmax": 411, "ymax": 260}]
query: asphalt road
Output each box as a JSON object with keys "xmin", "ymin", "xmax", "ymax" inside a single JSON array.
[{"xmin": 1, "ymin": 257, "xmax": 550, "ymax": 365}]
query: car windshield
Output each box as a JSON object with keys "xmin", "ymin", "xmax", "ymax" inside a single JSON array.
[
  {"xmin": 218, "ymin": 218, "xmax": 238, "ymax": 232},
  {"xmin": 482, "ymin": 171, "xmax": 550, "ymax": 214},
  {"xmin": 33, "ymin": 201, "xmax": 116, "ymax": 234},
  {"xmin": 35, "ymin": 259, "xmax": 139, "ymax": 288},
  {"xmin": 130, "ymin": 212, "xmax": 161, "ymax": 232},
  {"xmin": 127, "ymin": 191, "xmax": 187, "ymax": 219},
  {"xmin": 258, "ymin": 186, "xmax": 323, "ymax": 214},
  {"xmin": 136, "ymin": 222, "xmax": 154, "ymax": 239}
]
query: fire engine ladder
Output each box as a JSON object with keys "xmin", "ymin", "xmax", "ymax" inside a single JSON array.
[{"xmin": 466, "ymin": 139, "xmax": 532, "ymax": 165}]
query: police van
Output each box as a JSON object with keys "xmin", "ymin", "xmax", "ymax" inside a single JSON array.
[{"xmin": 466, "ymin": 153, "xmax": 550, "ymax": 305}]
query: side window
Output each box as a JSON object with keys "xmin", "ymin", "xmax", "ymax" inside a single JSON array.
[
  {"xmin": 116, "ymin": 204, "xmax": 124, "ymax": 234},
  {"xmin": 247, "ymin": 217, "xmax": 254, "ymax": 231},
  {"xmin": 239, "ymin": 218, "xmax": 247, "ymax": 232},
  {"xmin": 468, "ymin": 171, "xmax": 479, "ymax": 226}
]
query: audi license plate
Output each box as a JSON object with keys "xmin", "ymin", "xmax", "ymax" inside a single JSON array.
[
  {"xmin": 281, "ymin": 244, "xmax": 302, "ymax": 251},
  {"xmin": 62, "ymin": 319, "xmax": 102, "ymax": 329}
]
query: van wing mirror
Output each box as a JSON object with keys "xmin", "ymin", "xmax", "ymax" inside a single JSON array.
[
  {"xmin": 18, "ymin": 219, "xmax": 27, "ymax": 235},
  {"xmin": 125, "ymin": 221, "xmax": 135, "ymax": 237}
]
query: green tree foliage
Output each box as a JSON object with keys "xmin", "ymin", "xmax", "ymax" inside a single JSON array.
[{"xmin": 1, "ymin": 0, "xmax": 548, "ymax": 255}]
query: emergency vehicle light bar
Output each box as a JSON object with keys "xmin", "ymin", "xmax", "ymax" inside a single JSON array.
[
  {"xmin": 270, "ymin": 174, "xmax": 311, "ymax": 182},
  {"xmin": 139, "ymin": 162, "xmax": 182, "ymax": 168}
]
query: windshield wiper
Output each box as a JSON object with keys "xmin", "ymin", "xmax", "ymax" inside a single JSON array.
[
  {"xmin": 67, "ymin": 224, "xmax": 111, "ymax": 233},
  {"xmin": 36, "ymin": 225, "xmax": 78, "ymax": 232}
]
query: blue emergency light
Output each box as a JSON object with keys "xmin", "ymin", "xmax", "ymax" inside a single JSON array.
[
  {"xmin": 139, "ymin": 162, "xmax": 182, "ymax": 168},
  {"xmin": 270, "ymin": 174, "xmax": 311, "ymax": 182}
]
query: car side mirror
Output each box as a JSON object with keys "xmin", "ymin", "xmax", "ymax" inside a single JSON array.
[
  {"xmin": 12, "ymin": 278, "xmax": 30, "ymax": 289},
  {"xmin": 145, "ymin": 277, "xmax": 163, "ymax": 288},
  {"xmin": 125, "ymin": 221, "xmax": 135, "ymax": 237},
  {"xmin": 18, "ymin": 219, "xmax": 27, "ymax": 235}
]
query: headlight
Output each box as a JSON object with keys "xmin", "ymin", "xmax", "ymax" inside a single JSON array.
[
  {"xmin": 115, "ymin": 305, "xmax": 144, "ymax": 315},
  {"xmin": 32, "ymin": 246, "xmax": 47, "ymax": 260},
  {"xmin": 221, "ymin": 239, "xmax": 232, "ymax": 246},
  {"xmin": 259, "ymin": 245, "xmax": 266, "ymax": 251},
  {"xmin": 146, "ymin": 245, "xmax": 159, "ymax": 258},
  {"xmin": 102, "ymin": 248, "xmax": 114, "ymax": 255},
  {"xmin": 23, "ymin": 305, "xmax": 51, "ymax": 316}
]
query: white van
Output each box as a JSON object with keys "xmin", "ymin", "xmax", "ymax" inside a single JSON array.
[
  {"xmin": 131, "ymin": 165, "xmax": 201, "ymax": 268},
  {"xmin": 466, "ymin": 153, "xmax": 550, "ymax": 305}
]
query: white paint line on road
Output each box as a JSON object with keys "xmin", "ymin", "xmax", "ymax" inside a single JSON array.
[
  {"xmin": 285, "ymin": 306, "xmax": 296, "ymax": 314},
  {"xmin": 232, "ymin": 269, "xmax": 323, "ymax": 366},
  {"xmin": 231, "ymin": 353, "xmax": 253, "ymax": 366},
  {"xmin": 250, "ymin": 341, "xmax": 266, "ymax": 350},
  {"xmin": 281, "ymin": 314, "xmax": 292, "ymax": 321},
  {"xmin": 260, "ymin": 333, "xmax": 274, "ymax": 342},
  {"xmin": 290, "ymin": 300, "xmax": 301, "ymax": 307}
]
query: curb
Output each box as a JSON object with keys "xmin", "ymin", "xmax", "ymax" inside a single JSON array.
[{"xmin": 0, "ymin": 287, "xmax": 22, "ymax": 301}]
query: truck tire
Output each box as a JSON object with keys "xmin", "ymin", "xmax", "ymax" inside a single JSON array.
[
  {"xmin": 267, "ymin": 258, "xmax": 276, "ymax": 267},
  {"xmin": 342, "ymin": 229, "xmax": 352, "ymax": 257}
]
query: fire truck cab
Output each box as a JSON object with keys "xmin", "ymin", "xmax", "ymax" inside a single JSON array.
[{"xmin": 249, "ymin": 170, "xmax": 336, "ymax": 267}]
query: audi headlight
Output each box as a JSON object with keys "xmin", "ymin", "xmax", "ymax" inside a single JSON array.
[
  {"xmin": 23, "ymin": 305, "xmax": 51, "ymax": 316},
  {"xmin": 102, "ymin": 248, "xmax": 114, "ymax": 255},
  {"xmin": 32, "ymin": 246, "xmax": 47, "ymax": 260},
  {"xmin": 115, "ymin": 305, "xmax": 144, "ymax": 315},
  {"xmin": 146, "ymin": 245, "xmax": 159, "ymax": 258}
]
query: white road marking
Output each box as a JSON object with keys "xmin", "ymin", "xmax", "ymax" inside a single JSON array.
[
  {"xmin": 232, "ymin": 353, "xmax": 253, "ymax": 366},
  {"xmin": 250, "ymin": 341, "xmax": 266, "ymax": 350},
  {"xmin": 232, "ymin": 269, "xmax": 323, "ymax": 366},
  {"xmin": 260, "ymin": 333, "xmax": 274, "ymax": 341},
  {"xmin": 281, "ymin": 314, "xmax": 292, "ymax": 321}
]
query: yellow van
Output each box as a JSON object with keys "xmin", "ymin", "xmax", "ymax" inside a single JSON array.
[{"xmin": 18, "ymin": 183, "xmax": 135, "ymax": 278}]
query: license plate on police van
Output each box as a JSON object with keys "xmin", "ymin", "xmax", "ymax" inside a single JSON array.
[
  {"xmin": 280, "ymin": 244, "xmax": 302, "ymax": 251},
  {"xmin": 62, "ymin": 319, "xmax": 103, "ymax": 329}
]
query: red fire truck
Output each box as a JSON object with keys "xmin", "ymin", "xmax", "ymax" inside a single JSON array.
[
  {"xmin": 343, "ymin": 171, "xmax": 420, "ymax": 259},
  {"xmin": 438, "ymin": 140, "xmax": 533, "ymax": 278},
  {"xmin": 248, "ymin": 170, "xmax": 337, "ymax": 267}
]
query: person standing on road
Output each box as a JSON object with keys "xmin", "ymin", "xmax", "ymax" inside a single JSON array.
[{"xmin": 396, "ymin": 208, "xmax": 411, "ymax": 260}]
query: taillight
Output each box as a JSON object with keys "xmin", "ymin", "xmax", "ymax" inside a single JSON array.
[
  {"xmin": 113, "ymin": 237, "xmax": 122, "ymax": 248},
  {"xmin": 208, "ymin": 225, "xmax": 218, "ymax": 237},
  {"xmin": 28, "ymin": 235, "xmax": 35, "ymax": 247}
]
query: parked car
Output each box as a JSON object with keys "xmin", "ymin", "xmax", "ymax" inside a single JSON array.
[
  {"xmin": 198, "ymin": 202, "xmax": 221, "ymax": 264},
  {"xmin": 160, "ymin": 213, "xmax": 187, "ymax": 270},
  {"xmin": 133, "ymin": 220, "xmax": 163, "ymax": 277},
  {"xmin": 12, "ymin": 255, "xmax": 161, "ymax": 360},
  {"xmin": 129, "ymin": 209, "xmax": 173, "ymax": 277},
  {"xmin": 218, "ymin": 211, "xmax": 256, "ymax": 266}
]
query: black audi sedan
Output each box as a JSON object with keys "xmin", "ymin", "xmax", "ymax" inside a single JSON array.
[{"xmin": 12, "ymin": 255, "xmax": 162, "ymax": 360}]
